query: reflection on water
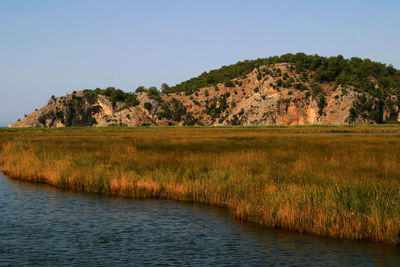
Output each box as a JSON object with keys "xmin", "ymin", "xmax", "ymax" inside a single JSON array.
[{"xmin": 0, "ymin": 172, "xmax": 399, "ymax": 266}]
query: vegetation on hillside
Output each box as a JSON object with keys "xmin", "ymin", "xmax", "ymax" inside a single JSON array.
[
  {"xmin": 31, "ymin": 54, "xmax": 400, "ymax": 127},
  {"xmin": 165, "ymin": 53, "xmax": 400, "ymax": 123},
  {"xmin": 167, "ymin": 53, "xmax": 400, "ymax": 96},
  {"xmin": 90, "ymin": 87, "xmax": 140, "ymax": 108},
  {"xmin": 38, "ymin": 93, "xmax": 100, "ymax": 127},
  {"xmin": 1, "ymin": 126, "xmax": 400, "ymax": 244}
]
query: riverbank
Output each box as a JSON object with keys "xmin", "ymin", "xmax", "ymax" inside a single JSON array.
[{"xmin": 0, "ymin": 126, "xmax": 399, "ymax": 245}]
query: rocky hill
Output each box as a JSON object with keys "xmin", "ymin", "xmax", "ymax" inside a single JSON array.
[{"xmin": 10, "ymin": 54, "xmax": 400, "ymax": 127}]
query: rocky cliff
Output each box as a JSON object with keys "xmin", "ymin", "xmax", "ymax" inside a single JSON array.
[{"xmin": 9, "ymin": 61, "xmax": 400, "ymax": 128}]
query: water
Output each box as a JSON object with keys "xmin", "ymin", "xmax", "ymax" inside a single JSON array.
[{"xmin": 0, "ymin": 173, "xmax": 399, "ymax": 266}]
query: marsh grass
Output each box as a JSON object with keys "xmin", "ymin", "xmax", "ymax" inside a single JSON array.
[{"xmin": 0, "ymin": 126, "xmax": 400, "ymax": 244}]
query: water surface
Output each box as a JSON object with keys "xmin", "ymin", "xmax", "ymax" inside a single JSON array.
[{"xmin": 0, "ymin": 172, "xmax": 399, "ymax": 266}]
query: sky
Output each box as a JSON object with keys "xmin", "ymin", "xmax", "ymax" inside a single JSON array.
[{"xmin": 0, "ymin": 0, "xmax": 399, "ymax": 126}]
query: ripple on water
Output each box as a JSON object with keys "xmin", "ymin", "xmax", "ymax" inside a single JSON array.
[{"xmin": 0, "ymin": 173, "xmax": 399, "ymax": 266}]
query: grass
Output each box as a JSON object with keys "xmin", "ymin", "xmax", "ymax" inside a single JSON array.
[{"xmin": 0, "ymin": 125, "xmax": 400, "ymax": 245}]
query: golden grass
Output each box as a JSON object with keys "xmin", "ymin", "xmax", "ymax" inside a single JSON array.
[{"xmin": 0, "ymin": 126, "xmax": 400, "ymax": 244}]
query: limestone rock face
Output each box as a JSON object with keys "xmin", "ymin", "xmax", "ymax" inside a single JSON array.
[{"xmin": 9, "ymin": 63, "xmax": 399, "ymax": 128}]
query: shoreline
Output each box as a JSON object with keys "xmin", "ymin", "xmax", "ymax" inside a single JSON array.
[
  {"xmin": 2, "ymin": 167, "xmax": 399, "ymax": 246},
  {"xmin": 1, "ymin": 127, "xmax": 399, "ymax": 245}
]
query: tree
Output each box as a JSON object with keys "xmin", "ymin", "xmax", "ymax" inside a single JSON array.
[
  {"xmin": 161, "ymin": 83, "xmax": 170, "ymax": 92},
  {"xmin": 135, "ymin": 86, "xmax": 146, "ymax": 94}
]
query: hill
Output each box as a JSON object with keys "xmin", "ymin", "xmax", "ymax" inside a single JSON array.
[{"xmin": 10, "ymin": 53, "xmax": 400, "ymax": 127}]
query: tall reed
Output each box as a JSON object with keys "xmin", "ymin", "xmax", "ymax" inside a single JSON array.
[{"xmin": 1, "ymin": 126, "xmax": 399, "ymax": 244}]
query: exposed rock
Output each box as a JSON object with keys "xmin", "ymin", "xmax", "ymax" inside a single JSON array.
[{"xmin": 9, "ymin": 63, "xmax": 400, "ymax": 128}]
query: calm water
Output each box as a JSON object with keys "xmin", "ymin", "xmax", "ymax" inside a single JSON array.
[{"xmin": 0, "ymin": 173, "xmax": 399, "ymax": 266}]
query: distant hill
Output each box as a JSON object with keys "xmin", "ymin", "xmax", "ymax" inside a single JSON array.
[{"xmin": 10, "ymin": 53, "xmax": 400, "ymax": 128}]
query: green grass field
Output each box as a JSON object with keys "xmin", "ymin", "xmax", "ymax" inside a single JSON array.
[{"xmin": 1, "ymin": 125, "xmax": 400, "ymax": 244}]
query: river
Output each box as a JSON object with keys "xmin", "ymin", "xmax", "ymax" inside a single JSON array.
[{"xmin": 0, "ymin": 172, "xmax": 399, "ymax": 266}]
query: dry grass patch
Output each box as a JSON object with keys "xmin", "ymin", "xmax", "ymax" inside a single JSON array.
[{"xmin": 0, "ymin": 126, "xmax": 400, "ymax": 244}]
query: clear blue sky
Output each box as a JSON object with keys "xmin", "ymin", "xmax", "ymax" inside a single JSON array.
[{"xmin": 1, "ymin": 0, "xmax": 399, "ymax": 126}]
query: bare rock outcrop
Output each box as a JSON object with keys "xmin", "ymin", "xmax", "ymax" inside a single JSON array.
[{"xmin": 9, "ymin": 63, "xmax": 400, "ymax": 128}]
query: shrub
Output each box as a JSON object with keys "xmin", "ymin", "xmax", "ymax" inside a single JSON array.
[
  {"xmin": 38, "ymin": 115, "xmax": 47, "ymax": 125},
  {"xmin": 89, "ymin": 117, "xmax": 97, "ymax": 125},
  {"xmin": 312, "ymin": 85, "xmax": 322, "ymax": 97},
  {"xmin": 136, "ymin": 86, "xmax": 146, "ymax": 94},
  {"xmin": 294, "ymin": 83, "xmax": 307, "ymax": 91},
  {"xmin": 171, "ymin": 98, "xmax": 186, "ymax": 121},
  {"xmin": 283, "ymin": 73, "xmax": 289, "ymax": 80},
  {"xmin": 205, "ymin": 94, "xmax": 228, "ymax": 119},
  {"xmin": 183, "ymin": 112, "xmax": 198, "ymax": 126},
  {"xmin": 300, "ymin": 73, "xmax": 308, "ymax": 82},
  {"xmin": 318, "ymin": 95, "xmax": 327, "ymax": 116},
  {"xmin": 147, "ymin": 87, "xmax": 162, "ymax": 102},
  {"xmin": 55, "ymin": 110, "xmax": 64, "ymax": 120},
  {"xmin": 144, "ymin": 102, "xmax": 152, "ymax": 111},
  {"xmin": 83, "ymin": 90, "xmax": 97, "ymax": 105},
  {"xmin": 224, "ymin": 81, "xmax": 235, "ymax": 87},
  {"xmin": 218, "ymin": 115, "xmax": 227, "ymax": 123}
]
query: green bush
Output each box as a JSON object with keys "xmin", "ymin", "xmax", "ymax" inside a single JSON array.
[
  {"xmin": 312, "ymin": 85, "xmax": 322, "ymax": 97},
  {"xmin": 183, "ymin": 112, "xmax": 198, "ymax": 126},
  {"xmin": 144, "ymin": 102, "xmax": 152, "ymax": 111},
  {"xmin": 283, "ymin": 73, "xmax": 289, "ymax": 80},
  {"xmin": 147, "ymin": 87, "xmax": 162, "ymax": 102},
  {"xmin": 224, "ymin": 81, "xmax": 235, "ymax": 87},
  {"xmin": 318, "ymin": 95, "xmax": 327, "ymax": 116}
]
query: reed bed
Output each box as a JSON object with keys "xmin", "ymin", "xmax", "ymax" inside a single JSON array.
[{"xmin": 0, "ymin": 126, "xmax": 400, "ymax": 244}]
